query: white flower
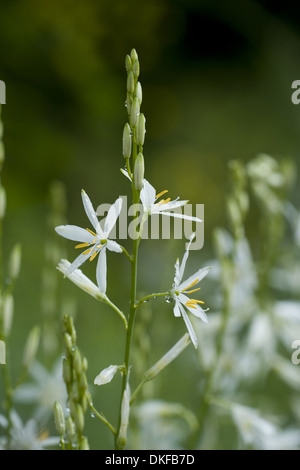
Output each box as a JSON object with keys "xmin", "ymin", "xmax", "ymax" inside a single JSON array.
[
  {"xmin": 169, "ymin": 234, "xmax": 211, "ymax": 348},
  {"xmin": 55, "ymin": 190, "xmax": 123, "ymax": 292},
  {"xmin": 140, "ymin": 179, "xmax": 201, "ymax": 222},
  {"xmin": 94, "ymin": 364, "xmax": 120, "ymax": 385}
]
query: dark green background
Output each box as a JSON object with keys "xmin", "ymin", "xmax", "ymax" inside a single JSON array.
[{"xmin": 0, "ymin": 0, "xmax": 300, "ymax": 449}]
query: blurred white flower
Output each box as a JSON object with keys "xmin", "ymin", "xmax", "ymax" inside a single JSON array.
[
  {"xmin": 169, "ymin": 234, "xmax": 211, "ymax": 348},
  {"xmin": 55, "ymin": 190, "xmax": 123, "ymax": 292},
  {"xmin": 0, "ymin": 410, "xmax": 58, "ymax": 450}
]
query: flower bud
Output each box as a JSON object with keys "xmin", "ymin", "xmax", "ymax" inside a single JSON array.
[
  {"xmin": 62, "ymin": 357, "xmax": 72, "ymax": 385},
  {"xmin": 134, "ymin": 153, "xmax": 145, "ymax": 191},
  {"xmin": 65, "ymin": 416, "xmax": 76, "ymax": 442},
  {"xmin": 132, "ymin": 59, "xmax": 140, "ymax": 80},
  {"xmin": 116, "ymin": 380, "xmax": 130, "ymax": 449},
  {"xmin": 130, "ymin": 97, "xmax": 140, "ymax": 128},
  {"xmin": 134, "ymin": 82, "xmax": 142, "ymax": 104},
  {"xmin": 79, "ymin": 436, "xmax": 89, "ymax": 450},
  {"xmin": 8, "ymin": 243, "xmax": 22, "ymax": 280},
  {"xmin": 136, "ymin": 114, "xmax": 146, "ymax": 146},
  {"xmin": 3, "ymin": 294, "xmax": 14, "ymax": 337},
  {"xmin": 127, "ymin": 71, "xmax": 135, "ymax": 95},
  {"xmin": 64, "ymin": 332, "xmax": 74, "ymax": 355},
  {"xmin": 130, "ymin": 48, "xmax": 138, "ymax": 63},
  {"xmin": 54, "ymin": 401, "xmax": 65, "ymax": 436},
  {"xmin": 125, "ymin": 54, "xmax": 132, "ymax": 72},
  {"xmin": 0, "ymin": 340, "xmax": 5, "ymax": 365},
  {"xmin": 74, "ymin": 403, "xmax": 85, "ymax": 433},
  {"xmin": 122, "ymin": 123, "xmax": 132, "ymax": 159},
  {"xmin": 94, "ymin": 364, "xmax": 119, "ymax": 386}
]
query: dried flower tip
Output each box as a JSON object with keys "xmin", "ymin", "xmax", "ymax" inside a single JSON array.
[
  {"xmin": 54, "ymin": 401, "xmax": 65, "ymax": 436},
  {"xmin": 134, "ymin": 153, "xmax": 145, "ymax": 191},
  {"xmin": 94, "ymin": 364, "xmax": 120, "ymax": 386},
  {"xmin": 122, "ymin": 123, "xmax": 132, "ymax": 159}
]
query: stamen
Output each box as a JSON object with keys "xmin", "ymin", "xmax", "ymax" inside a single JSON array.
[
  {"xmin": 97, "ymin": 244, "xmax": 102, "ymax": 249},
  {"xmin": 158, "ymin": 197, "xmax": 171, "ymax": 206},
  {"xmin": 83, "ymin": 248, "xmax": 92, "ymax": 255},
  {"xmin": 182, "ymin": 278, "xmax": 199, "ymax": 292},
  {"xmin": 75, "ymin": 242, "xmax": 90, "ymax": 249},
  {"xmin": 89, "ymin": 251, "xmax": 99, "ymax": 261},
  {"xmin": 185, "ymin": 299, "xmax": 205, "ymax": 308},
  {"xmin": 155, "ymin": 190, "xmax": 168, "ymax": 199},
  {"xmin": 86, "ymin": 228, "xmax": 97, "ymax": 237},
  {"xmin": 186, "ymin": 287, "xmax": 201, "ymax": 294}
]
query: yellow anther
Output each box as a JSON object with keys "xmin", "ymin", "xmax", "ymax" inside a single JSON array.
[
  {"xmin": 89, "ymin": 251, "xmax": 99, "ymax": 262},
  {"xmin": 186, "ymin": 287, "xmax": 201, "ymax": 294},
  {"xmin": 86, "ymin": 228, "xmax": 97, "ymax": 237},
  {"xmin": 97, "ymin": 244, "xmax": 102, "ymax": 249},
  {"xmin": 185, "ymin": 302, "xmax": 197, "ymax": 309},
  {"xmin": 155, "ymin": 190, "xmax": 168, "ymax": 199},
  {"xmin": 83, "ymin": 248, "xmax": 92, "ymax": 255},
  {"xmin": 75, "ymin": 242, "xmax": 90, "ymax": 249},
  {"xmin": 182, "ymin": 278, "xmax": 199, "ymax": 292}
]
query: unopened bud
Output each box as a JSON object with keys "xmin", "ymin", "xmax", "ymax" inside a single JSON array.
[
  {"xmin": 79, "ymin": 436, "xmax": 89, "ymax": 450},
  {"xmin": 64, "ymin": 332, "xmax": 74, "ymax": 355},
  {"xmin": 127, "ymin": 71, "xmax": 135, "ymax": 95},
  {"xmin": 125, "ymin": 54, "xmax": 132, "ymax": 72},
  {"xmin": 65, "ymin": 416, "xmax": 76, "ymax": 441},
  {"xmin": 74, "ymin": 404, "xmax": 85, "ymax": 433},
  {"xmin": 135, "ymin": 82, "xmax": 142, "ymax": 104},
  {"xmin": 130, "ymin": 98, "xmax": 140, "ymax": 128},
  {"xmin": 73, "ymin": 347, "xmax": 82, "ymax": 376},
  {"xmin": 122, "ymin": 123, "xmax": 132, "ymax": 159},
  {"xmin": 134, "ymin": 153, "xmax": 145, "ymax": 191},
  {"xmin": 130, "ymin": 49, "xmax": 138, "ymax": 63},
  {"xmin": 132, "ymin": 60, "xmax": 140, "ymax": 79},
  {"xmin": 54, "ymin": 401, "xmax": 65, "ymax": 436},
  {"xmin": 64, "ymin": 315, "xmax": 77, "ymax": 344},
  {"xmin": 116, "ymin": 380, "xmax": 130, "ymax": 449},
  {"xmin": 62, "ymin": 357, "xmax": 72, "ymax": 385},
  {"xmin": 136, "ymin": 114, "xmax": 146, "ymax": 146},
  {"xmin": 3, "ymin": 294, "xmax": 14, "ymax": 337},
  {"xmin": 8, "ymin": 244, "xmax": 22, "ymax": 280}
]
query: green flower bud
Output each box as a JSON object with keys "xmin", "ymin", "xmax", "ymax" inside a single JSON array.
[
  {"xmin": 79, "ymin": 436, "xmax": 89, "ymax": 450},
  {"xmin": 0, "ymin": 340, "xmax": 5, "ymax": 365},
  {"xmin": 54, "ymin": 401, "xmax": 65, "ymax": 436},
  {"xmin": 82, "ymin": 356, "xmax": 88, "ymax": 371},
  {"xmin": 8, "ymin": 243, "xmax": 22, "ymax": 280},
  {"xmin": 136, "ymin": 114, "xmax": 146, "ymax": 146},
  {"xmin": 3, "ymin": 294, "xmax": 14, "ymax": 337},
  {"xmin": 125, "ymin": 54, "xmax": 132, "ymax": 72},
  {"xmin": 122, "ymin": 123, "xmax": 132, "ymax": 159},
  {"xmin": 132, "ymin": 59, "xmax": 140, "ymax": 79},
  {"xmin": 127, "ymin": 71, "xmax": 135, "ymax": 95},
  {"xmin": 64, "ymin": 332, "xmax": 74, "ymax": 355},
  {"xmin": 62, "ymin": 357, "xmax": 72, "ymax": 385},
  {"xmin": 73, "ymin": 347, "xmax": 82, "ymax": 376},
  {"xmin": 74, "ymin": 404, "xmax": 85, "ymax": 433},
  {"xmin": 130, "ymin": 48, "xmax": 138, "ymax": 63},
  {"xmin": 64, "ymin": 315, "xmax": 77, "ymax": 344},
  {"xmin": 65, "ymin": 416, "xmax": 76, "ymax": 442},
  {"xmin": 130, "ymin": 98, "xmax": 140, "ymax": 128},
  {"xmin": 134, "ymin": 153, "xmax": 145, "ymax": 191},
  {"xmin": 134, "ymin": 82, "xmax": 142, "ymax": 104}
]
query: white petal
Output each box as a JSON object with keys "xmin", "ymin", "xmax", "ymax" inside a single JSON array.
[
  {"xmin": 140, "ymin": 179, "xmax": 156, "ymax": 208},
  {"xmin": 120, "ymin": 168, "xmax": 132, "ymax": 181},
  {"xmin": 178, "ymin": 293, "xmax": 208, "ymax": 323},
  {"xmin": 178, "ymin": 266, "xmax": 211, "ymax": 293},
  {"xmin": 94, "ymin": 365, "xmax": 119, "ymax": 385},
  {"xmin": 178, "ymin": 233, "xmax": 195, "ymax": 283},
  {"xmin": 158, "ymin": 211, "xmax": 202, "ymax": 222},
  {"xmin": 66, "ymin": 250, "xmax": 91, "ymax": 275},
  {"xmin": 81, "ymin": 189, "xmax": 101, "ymax": 232},
  {"xmin": 104, "ymin": 197, "xmax": 123, "ymax": 237},
  {"xmin": 173, "ymin": 258, "xmax": 180, "ymax": 286},
  {"xmin": 106, "ymin": 239, "xmax": 123, "ymax": 253},
  {"xmin": 178, "ymin": 303, "xmax": 198, "ymax": 348},
  {"xmin": 55, "ymin": 225, "xmax": 94, "ymax": 243},
  {"xmin": 173, "ymin": 299, "xmax": 181, "ymax": 317},
  {"xmin": 96, "ymin": 247, "xmax": 107, "ymax": 293},
  {"xmin": 152, "ymin": 199, "xmax": 188, "ymax": 214}
]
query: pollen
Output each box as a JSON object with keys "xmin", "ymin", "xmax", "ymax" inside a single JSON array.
[
  {"xmin": 158, "ymin": 197, "xmax": 171, "ymax": 206},
  {"xmin": 75, "ymin": 242, "xmax": 90, "ymax": 249},
  {"xmin": 182, "ymin": 278, "xmax": 199, "ymax": 292}
]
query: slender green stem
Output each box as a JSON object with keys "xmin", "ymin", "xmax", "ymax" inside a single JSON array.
[
  {"xmin": 104, "ymin": 297, "xmax": 128, "ymax": 329},
  {"xmin": 119, "ymin": 245, "xmax": 133, "ymax": 263},
  {"xmin": 135, "ymin": 291, "xmax": 170, "ymax": 310},
  {"xmin": 88, "ymin": 402, "xmax": 116, "ymax": 435}
]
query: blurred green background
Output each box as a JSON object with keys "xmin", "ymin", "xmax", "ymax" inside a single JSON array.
[{"xmin": 0, "ymin": 0, "xmax": 300, "ymax": 449}]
